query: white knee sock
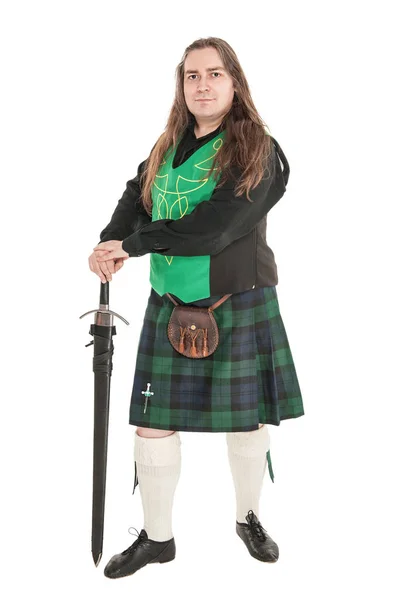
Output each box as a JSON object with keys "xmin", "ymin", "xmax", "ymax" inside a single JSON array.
[
  {"xmin": 134, "ymin": 431, "xmax": 181, "ymax": 542},
  {"xmin": 226, "ymin": 425, "xmax": 271, "ymax": 524}
]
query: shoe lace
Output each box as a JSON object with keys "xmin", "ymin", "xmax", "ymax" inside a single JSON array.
[
  {"xmin": 246, "ymin": 509, "xmax": 267, "ymax": 542},
  {"xmin": 121, "ymin": 526, "xmax": 147, "ymax": 555}
]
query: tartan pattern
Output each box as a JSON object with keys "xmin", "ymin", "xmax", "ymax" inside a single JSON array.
[{"xmin": 129, "ymin": 285, "xmax": 304, "ymax": 432}]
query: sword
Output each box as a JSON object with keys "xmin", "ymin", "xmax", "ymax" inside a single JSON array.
[{"xmin": 79, "ymin": 281, "xmax": 129, "ymax": 566}]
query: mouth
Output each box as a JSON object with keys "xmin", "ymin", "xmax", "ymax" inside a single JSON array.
[{"xmin": 195, "ymin": 99, "xmax": 214, "ymax": 102}]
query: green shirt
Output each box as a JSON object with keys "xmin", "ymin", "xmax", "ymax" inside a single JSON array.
[{"xmin": 150, "ymin": 131, "xmax": 226, "ymax": 302}]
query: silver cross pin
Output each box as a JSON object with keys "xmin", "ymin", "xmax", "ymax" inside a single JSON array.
[{"xmin": 141, "ymin": 382, "xmax": 154, "ymax": 414}]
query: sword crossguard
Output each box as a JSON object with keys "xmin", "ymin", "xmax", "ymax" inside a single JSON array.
[{"xmin": 79, "ymin": 308, "xmax": 129, "ymax": 326}]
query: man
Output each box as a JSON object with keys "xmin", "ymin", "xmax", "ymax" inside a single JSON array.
[{"xmin": 89, "ymin": 37, "xmax": 303, "ymax": 578}]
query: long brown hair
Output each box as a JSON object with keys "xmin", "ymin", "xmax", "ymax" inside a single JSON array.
[{"xmin": 141, "ymin": 37, "xmax": 274, "ymax": 215}]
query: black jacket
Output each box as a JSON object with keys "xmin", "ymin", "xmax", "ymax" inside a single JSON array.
[{"xmin": 99, "ymin": 121, "xmax": 290, "ymax": 295}]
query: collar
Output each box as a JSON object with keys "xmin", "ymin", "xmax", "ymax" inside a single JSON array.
[{"xmin": 186, "ymin": 112, "xmax": 223, "ymax": 138}]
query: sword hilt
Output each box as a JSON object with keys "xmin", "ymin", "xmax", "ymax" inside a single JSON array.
[
  {"xmin": 100, "ymin": 280, "xmax": 109, "ymax": 305},
  {"xmin": 79, "ymin": 281, "xmax": 130, "ymax": 326}
]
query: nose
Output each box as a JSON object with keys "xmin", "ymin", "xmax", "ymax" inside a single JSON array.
[{"xmin": 197, "ymin": 80, "xmax": 210, "ymax": 93}]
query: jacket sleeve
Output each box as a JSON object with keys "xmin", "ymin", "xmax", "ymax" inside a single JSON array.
[
  {"xmin": 98, "ymin": 159, "xmax": 151, "ymax": 244},
  {"xmin": 121, "ymin": 145, "xmax": 279, "ymax": 258}
]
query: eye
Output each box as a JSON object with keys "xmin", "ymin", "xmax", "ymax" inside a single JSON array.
[{"xmin": 187, "ymin": 72, "xmax": 222, "ymax": 80}]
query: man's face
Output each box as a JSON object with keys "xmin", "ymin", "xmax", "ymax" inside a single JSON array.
[{"xmin": 183, "ymin": 47, "xmax": 235, "ymax": 125}]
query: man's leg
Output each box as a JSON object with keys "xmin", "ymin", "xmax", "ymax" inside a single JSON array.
[
  {"xmin": 103, "ymin": 427, "xmax": 180, "ymax": 578},
  {"xmin": 226, "ymin": 424, "xmax": 270, "ymax": 523},
  {"xmin": 134, "ymin": 427, "xmax": 181, "ymax": 541},
  {"xmin": 226, "ymin": 424, "xmax": 279, "ymax": 562}
]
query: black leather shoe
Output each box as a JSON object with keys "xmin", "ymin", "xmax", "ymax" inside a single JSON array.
[
  {"xmin": 104, "ymin": 527, "xmax": 176, "ymax": 579},
  {"xmin": 236, "ymin": 509, "xmax": 279, "ymax": 562}
]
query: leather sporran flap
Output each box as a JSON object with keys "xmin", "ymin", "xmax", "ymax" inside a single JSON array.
[
  {"xmin": 167, "ymin": 306, "xmax": 219, "ymax": 358},
  {"xmin": 166, "ymin": 294, "xmax": 232, "ymax": 359}
]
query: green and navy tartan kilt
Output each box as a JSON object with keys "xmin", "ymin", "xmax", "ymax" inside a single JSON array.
[{"xmin": 128, "ymin": 285, "xmax": 304, "ymax": 433}]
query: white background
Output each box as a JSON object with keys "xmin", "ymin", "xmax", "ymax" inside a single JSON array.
[{"xmin": 1, "ymin": 0, "xmax": 397, "ymax": 598}]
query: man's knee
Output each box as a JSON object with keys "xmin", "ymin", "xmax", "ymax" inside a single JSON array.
[{"xmin": 136, "ymin": 427, "xmax": 176, "ymax": 438}]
